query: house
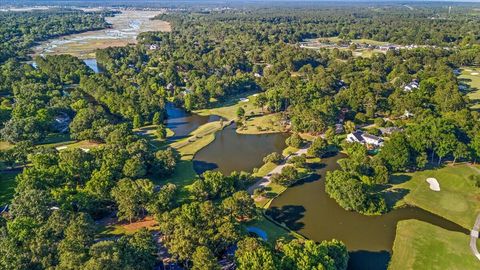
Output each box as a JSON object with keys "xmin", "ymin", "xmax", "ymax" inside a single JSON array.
[
  {"xmin": 347, "ymin": 130, "xmax": 384, "ymax": 147},
  {"xmin": 149, "ymin": 44, "xmax": 159, "ymax": 50},
  {"xmin": 403, "ymin": 80, "xmax": 419, "ymax": 92},
  {"xmin": 166, "ymin": 83, "xmax": 175, "ymax": 93},
  {"xmin": 54, "ymin": 113, "xmax": 71, "ymax": 133},
  {"xmin": 335, "ymin": 123, "xmax": 344, "ymax": 134}
]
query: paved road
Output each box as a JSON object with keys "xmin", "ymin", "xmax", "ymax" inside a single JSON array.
[
  {"xmin": 247, "ymin": 146, "xmax": 308, "ymax": 195},
  {"xmin": 470, "ymin": 214, "xmax": 480, "ymax": 261}
]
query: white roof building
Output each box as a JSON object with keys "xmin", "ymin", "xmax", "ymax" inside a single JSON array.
[
  {"xmin": 403, "ymin": 80, "xmax": 419, "ymax": 92},
  {"xmin": 347, "ymin": 131, "xmax": 384, "ymax": 147}
]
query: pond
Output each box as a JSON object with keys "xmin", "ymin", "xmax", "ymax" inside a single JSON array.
[
  {"xmin": 193, "ymin": 124, "xmax": 288, "ymax": 175},
  {"xmin": 165, "ymin": 103, "xmax": 221, "ymax": 141},
  {"xmin": 266, "ymin": 153, "xmax": 469, "ymax": 270}
]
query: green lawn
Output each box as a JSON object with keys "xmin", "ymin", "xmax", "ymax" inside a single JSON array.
[
  {"xmin": 246, "ymin": 214, "xmax": 296, "ymax": 244},
  {"xmin": 0, "ymin": 171, "xmax": 18, "ymax": 205},
  {"xmin": 391, "ymin": 164, "xmax": 480, "ymax": 229},
  {"xmin": 389, "ymin": 220, "xmax": 479, "ymax": 270},
  {"xmin": 458, "ymin": 67, "xmax": 480, "ymax": 109}
]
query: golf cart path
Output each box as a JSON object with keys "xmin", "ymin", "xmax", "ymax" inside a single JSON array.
[
  {"xmin": 471, "ymin": 213, "xmax": 480, "ymax": 261},
  {"xmin": 247, "ymin": 146, "xmax": 308, "ymax": 195}
]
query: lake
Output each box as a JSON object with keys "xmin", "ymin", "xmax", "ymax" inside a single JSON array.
[{"xmin": 267, "ymin": 153, "xmax": 469, "ymax": 270}]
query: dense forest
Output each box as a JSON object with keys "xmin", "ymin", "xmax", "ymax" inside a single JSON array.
[{"xmin": 1, "ymin": 4, "xmax": 480, "ymax": 269}]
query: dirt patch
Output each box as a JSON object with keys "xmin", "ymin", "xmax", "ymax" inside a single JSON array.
[{"xmin": 123, "ymin": 216, "xmax": 158, "ymax": 231}]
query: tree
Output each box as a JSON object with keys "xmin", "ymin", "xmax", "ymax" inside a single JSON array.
[
  {"xmin": 151, "ymin": 148, "xmax": 179, "ymax": 177},
  {"xmin": 147, "ymin": 183, "xmax": 177, "ymax": 216},
  {"xmin": 271, "ymin": 166, "xmax": 300, "ymax": 187},
  {"xmin": 378, "ymin": 133, "xmax": 411, "ymax": 172},
  {"xmin": 122, "ymin": 156, "xmax": 147, "ymax": 179},
  {"xmin": 263, "ymin": 152, "xmax": 282, "ymax": 164},
  {"xmin": 235, "ymin": 237, "xmax": 278, "ymax": 270},
  {"xmin": 254, "ymin": 94, "xmax": 268, "ymax": 113},
  {"xmin": 111, "ymin": 178, "xmax": 153, "ymax": 223},
  {"xmin": 453, "ymin": 142, "xmax": 468, "ymax": 165},
  {"xmin": 156, "ymin": 124, "xmax": 167, "ymax": 139},
  {"xmin": 236, "ymin": 107, "xmax": 246, "ymax": 119},
  {"xmin": 192, "ymin": 246, "xmax": 220, "ymax": 270},
  {"xmin": 470, "ymin": 134, "xmax": 480, "ymax": 164},
  {"xmin": 133, "ymin": 115, "xmax": 142, "ymax": 129},
  {"xmin": 157, "ymin": 201, "xmax": 241, "ymax": 261},
  {"xmin": 308, "ymin": 137, "xmax": 328, "ymax": 157},
  {"xmin": 58, "ymin": 213, "xmax": 95, "ymax": 270},
  {"xmin": 152, "ymin": 112, "xmax": 162, "ymax": 125},
  {"xmin": 10, "ymin": 188, "xmax": 52, "ymax": 222},
  {"xmin": 343, "ymin": 121, "xmax": 355, "ymax": 134},
  {"xmin": 221, "ymin": 191, "xmax": 257, "ymax": 220},
  {"xmin": 285, "ymin": 133, "xmax": 303, "ymax": 148}
]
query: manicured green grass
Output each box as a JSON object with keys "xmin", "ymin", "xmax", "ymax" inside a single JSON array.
[
  {"xmin": 195, "ymin": 92, "xmax": 261, "ymax": 120},
  {"xmin": 0, "ymin": 171, "xmax": 18, "ymax": 205},
  {"xmin": 246, "ymin": 214, "xmax": 296, "ymax": 244},
  {"xmin": 389, "ymin": 220, "xmax": 479, "ymax": 270},
  {"xmin": 237, "ymin": 112, "xmax": 285, "ymax": 134},
  {"xmin": 391, "ymin": 164, "xmax": 480, "ymax": 229},
  {"xmin": 458, "ymin": 67, "xmax": 480, "ymax": 109}
]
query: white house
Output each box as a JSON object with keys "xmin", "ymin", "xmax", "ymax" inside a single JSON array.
[
  {"xmin": 347, "ymin": 131, "xmax": 384, "ymax": 147},
  {"xmin": 403, "ymin": 80, "xmax": 419, "ymax": 92}
]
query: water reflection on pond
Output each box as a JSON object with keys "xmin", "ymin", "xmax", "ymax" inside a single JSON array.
[
  {"xmin": 165, "ymin": 103, "xmax": 221, "ymax": 140},
  {"xmin": 193, "ymin": 125, "xmax": 288, "ymax": 175},
  {"xmin": 267, "ymin": 153, "xmax": 468, "ymax": 270}
]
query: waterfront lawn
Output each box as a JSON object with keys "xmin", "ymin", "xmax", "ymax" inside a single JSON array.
[
  {"xmin": 237, "ymin": 112, "xmax": 285, "ymax": 134},
  {"xmin": 195, "ymin": 92, "xmax": 260, "ymax": 120},
  {"xmin": 0, "ymin": 171, "xmax": 18, "ymax": 205},
  {"xmin": 391, "ymin": 164, "xmax": 480, "ymax": 229},
  {"xmin": 458, "ymin": 67, "xmax": 480, "ymax": 109},
  {"xmin": 246, "ymin": 215, "xmax": 295, "ymax": 244},
  {"xmin": 390, "ymin": 220, "xmax": 479, "ymax": 270}
]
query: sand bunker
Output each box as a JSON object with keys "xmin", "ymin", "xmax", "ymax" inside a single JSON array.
[
  {"xmin": 426, "ymin": 178, "xmax": 441, "ymax": 191},
  {"xmin": 471, "ymin": 72, "xmax": 479, "ymax": 75},
  {"xmin": 239, "ymin": 98, "xmax": 249, "ymax": 102},
  {"xmin": 466, "ymin": 69, "xmax": 473, "ymax": 72}
]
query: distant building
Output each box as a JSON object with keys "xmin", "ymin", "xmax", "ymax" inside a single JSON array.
[
  {"xmin": 403, "ymin": 80, "xmax": 419, "ymax": 92},
  {"xmin": 149, "ymin": 44, "xmax": 159, "ymax": 50},
  {"xmin": 347, "ymin": 130, "xmax": 384, "ymax": 147},
  {"xmin": 335, "ymin": 123, "xmax": 344, "ymax": 134},
  {"xmin": 54, "ymin": 113, "xmax": 71, "ymax": 133}
]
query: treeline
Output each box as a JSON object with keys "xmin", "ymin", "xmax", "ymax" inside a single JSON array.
[
  {"xmin": 156, "ymin": 7, "xmax": 480, "ymax": 46},
  {"xmin": 0, "ymin": 9, "xmax": 109, "ymax": 63}
]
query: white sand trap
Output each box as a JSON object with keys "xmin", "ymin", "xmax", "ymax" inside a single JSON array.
[
  {"xmin": 239, "ymin": 98, "xmax": 249, "ymax": 102},
  {"xmin": 426, "ymin": 178, "xmax": 441, "ymax": 191},
  {"xmin": 55, "ymin": 146, "xmax": 67, "ymax": 150},
  {"xmin": 472, "ymin": 72, "xmax": 479, "ymax": 75},
  {"xmin": 466, "ymin": 69, "xmax": 473, "ymax": 72}
]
